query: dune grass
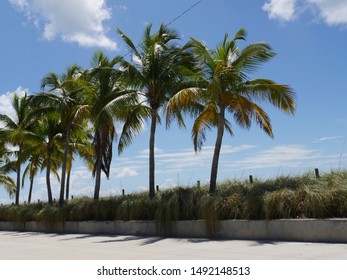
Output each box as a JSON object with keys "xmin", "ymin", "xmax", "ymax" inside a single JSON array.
[{"xmin": 1, "ymin": 170, "xmax": 347, "ymax": 227}]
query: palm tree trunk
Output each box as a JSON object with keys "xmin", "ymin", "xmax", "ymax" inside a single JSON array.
[
  {"xmin": 94, "ymin": 131, "xmax": 102, "ymax": 200},
  {"xmin": 209, "ymin": 108, "xmax": 225, "ymax": 193},
  {"xmin": 28, "ymin": 175, "xmax": 34, "ymax": 204},
  {"xmin": 46, "ymin": 152, "xmax": 53, "ymax": 204},
  {"xmin": 65, "ymin": 169, "xmax": 71, "ymax": 200},
  {"xmin": 149, "ymin": 108, "xmax": 157, "ymax": 199},
  {"xmin": 15, "ymin": 148, "xmax": 22, "ymax": 205},
  {"xmin": 94, "ymin": 157, "xmax": 102, "ymax": 200},
  {"xmin": 15, "ymin": 164, "xmax": 21, "ymax": 205},
  {"xmin": 59, "ymin": 122, "xmax": 71, "ymax": 205}
]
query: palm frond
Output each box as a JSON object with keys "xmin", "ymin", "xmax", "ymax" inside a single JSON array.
[
  {"xmin": 166, "ymin": 87, "xmax": 205, "ymax": 128},
  {"xmin": 233, "ymin": 42, "xmax": 275, "ymax": 74},
  {"xmin": 192, "ymin": 103, "xmax": 218, "ymax": 152},
  {"xmin": 117, "ymin": 28, "xmax": 141, "ymax": 58},
  {"xmin": 118, "ymin": 104, "xmax": 151, "ymax": 154},
  {"xmin": 241, "ymin": 79, "xmax": 296, "ymax": 114}
]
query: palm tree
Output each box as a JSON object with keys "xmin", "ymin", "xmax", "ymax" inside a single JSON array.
[
  {"xmin": 0, "ymin": 93, "xmax": 36, "ymax": 204},
  {"xmin": 167, "ymin": 28, "xmax": 296, "ymax": 193},
  {"xmin": 117, "ymin": 23, "xmax": 194, "ymax": 198},
  {"xmin": 0, "ymin": 142, "xmax": 16, "ymax": 197},
  {"xmin": 28, "ymin": 116, "xmax": 63, "ymax": 203},
  {"xmin": 35, "ymin": 64, "xmax": 87, "ymax": 205},
  {"xmin": 84, "ymin": 51, "xmax": 147, "ymax": 200},
  {"xmin": 64, "ymin": 123, "xmax": 94, "ymax": 200},
  {"xmin": 22, "ymin": 154, "xmax": 42, "ymax": 204}
]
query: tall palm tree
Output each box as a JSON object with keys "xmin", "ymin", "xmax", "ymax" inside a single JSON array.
[
  {"xmin": 117, "ymin": 23, "xmax": 194, "ymax": 198},
  {"xmin": 28, "ymin": 116, "xmax": 63, "ymax": 203},
  {"xmin": 64, "ymin": 123, "xmax": 94, "ymax": 200},
  {"xmin": 0, "ymin": 93, "xmax": 36, "ymax": 204},
  {"xmin": 84, "ymin": 51, "xmax": 147, "ymax": 200},
  {"xmin": 167, "ymin": 28, "xmax": 296, "ymax": 193},
  {"xmin": 36, "ymin": 65, "xmax": 87, "ymax": 205},
  {"xmin": 22, "ymin": 154, "xmax": 42, "ymax": 204}
]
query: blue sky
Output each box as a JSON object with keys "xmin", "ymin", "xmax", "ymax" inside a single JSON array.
[{"xmin": 1, "ymin": 0, "xmax": 347, "ymax": 204}]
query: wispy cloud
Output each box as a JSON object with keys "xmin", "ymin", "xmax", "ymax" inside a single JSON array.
[
  {"xmin": 146, "ymin": 145, "xmax": 256, "ymax": 173},
  {"xmin": 9, "ymin": 0, "xmax": 117, "ymax": 49},
  {"xmin": 313, "ymin": 136, "xmax": 344, "ymax": 143},
  {"xmin": 138, "ymin": 147, "xmax": 165, "ymax": 157},
  {"xmin": 226, "ymin": 145, "xmax": 317, "ymax": 170},
  {"xmin": 263, "ymin": 0, "xmax": 347, "ymax": 27}
]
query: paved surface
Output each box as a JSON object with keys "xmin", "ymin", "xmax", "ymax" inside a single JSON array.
[{"xmin": 1, "ymin": 231, "xmax": 347, "ymax": 260}]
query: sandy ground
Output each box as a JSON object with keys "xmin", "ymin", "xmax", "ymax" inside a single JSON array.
[{"xmin": 1, "ymin": 231, "xmax": 347, "ymax": 260}]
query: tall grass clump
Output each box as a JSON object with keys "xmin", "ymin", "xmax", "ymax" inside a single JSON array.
[
  {"xmin": 264, "ymin": 189, "xmax": 301, "ymax": 219},
  {"xmin": 116, "ymin": 192, "xmax": 158, "ymax": 221}
]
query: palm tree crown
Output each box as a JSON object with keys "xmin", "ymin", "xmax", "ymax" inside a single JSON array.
[{"xmin": 167, "ymin": 28, "xmax": 296, "ymax": 192}]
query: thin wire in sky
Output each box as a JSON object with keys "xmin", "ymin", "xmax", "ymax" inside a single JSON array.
[
  {"xmin": 120, "ymin": 0, "xmax": 203, "ymax": 58},
  {"xmin": 165, "ymin": 0, "xmax": 203, "ymax": 27}
]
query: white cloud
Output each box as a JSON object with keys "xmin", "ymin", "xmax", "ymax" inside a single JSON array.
[
  {"xmin": 132, "ymin": 54, "xmax": 142, "ymax": 66},
  {"xmin": 263, "ymin": 0, "xmax": 347, "ymax": 26},
  {"xmin": 308, "ymin": 0, "xmax": 347, "ymax": 26},
  {"xmin": 263, "ymin": 0, "xmax": 298, "ymax": 22},
  {"xmin": 112, "ymin": 167, "xmax": 138, "ymax": 178},
  {"xmin": 9, "ymin": 0, "xmax": 117, "ymax": 49},
  {"xmin": 0, "ymin": 87, "xmax": 27, "ymax": 124}
]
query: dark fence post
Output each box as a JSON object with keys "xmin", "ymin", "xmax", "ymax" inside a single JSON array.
[
  {"xmin": 249, "ymin": 175, "xmax": 254, "ymax": 184},
  {"xmin": 122, "ymin": 189, "xmax": 125, "ymax": 196},
  {"xmin": 197, "ymin": 180, "xmax": 201, "ymax": 188},
  {"xmin": 156, "ymin": 185, "xmax": 159, "ymax": 192},
  {"xmin": 315, "ymin": 168, "xmax": 320, "ymax": 178}
]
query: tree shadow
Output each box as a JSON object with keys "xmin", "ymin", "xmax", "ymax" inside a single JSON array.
[
  {"xmin": 95, "ymin": 235, "xmax": 149, "ymax": 243},
  {"xmin": 249, "ymin": 240, "xmax": 280, "ymax": 246}
]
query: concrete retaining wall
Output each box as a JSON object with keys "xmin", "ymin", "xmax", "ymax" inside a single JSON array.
[{"xmin": 1, "ymin": 219, "xmax": 346, "ymax": 243}]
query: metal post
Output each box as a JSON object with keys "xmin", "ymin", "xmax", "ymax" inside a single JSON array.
[
  {"xmin": 197, "ymin": 180, "xmax": 201, "ymax": 188},
  {"xmin": 122, "ymin": 189, "xmax": 125, "ymax": 196},
  {"xmin": 315, "ymin": 168, "xmax": 320, "ymax": 178},
  {"xmin": 156, "ymin": 185, "xmax": 159, "ymax": 192},
  {"xmin": 249, "ymin": 175, "xmax": 253, "ymax": 184}
]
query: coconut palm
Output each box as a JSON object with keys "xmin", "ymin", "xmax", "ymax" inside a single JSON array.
[
  {"xmin": 0, "ymin": 93, "xmax": 36, "ymax": 204},
  {"xmin": 0, "ymin": 142, "xmax": 16, "ymax": 197},
  {"xmin": 22, "ymin": 154, "xmax": 42, "ymax": 203},
  {"xmin": 84, "ymin": 51, "xmax": 147, "ymax": 200},
  {"xmin": 64, "ymin": 123, "xmax": 94, "ymax": 200},
  {"xmin": 117, "ymin": 23, "xmax": 194, "ymax": 198},
  {"xmin": 167, "ymin": 28, "xmax": 296, "ymax": 193},
  {"xmin": 22, "ymin": 115, "xmax": 63, "ymax": 203},
  {"xmin": 35, "ymin": 64, "xmax": 88, "ymax": 205}
]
